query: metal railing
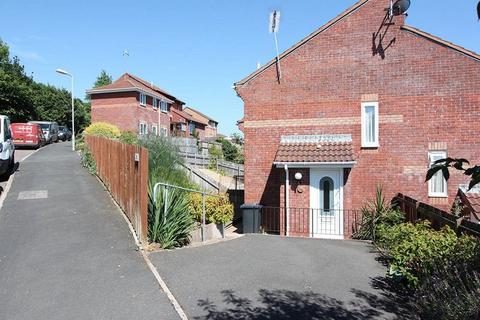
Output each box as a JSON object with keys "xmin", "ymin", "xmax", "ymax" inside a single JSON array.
[
  {"xmin": 152, "ymin": 182, "xmax": 226, "ymax": 242},
  {"xmin": 260, "ymin": 206, "xmax": 361, "ymax": 238}
]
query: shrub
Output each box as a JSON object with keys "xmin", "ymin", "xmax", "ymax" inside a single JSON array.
[
  {"xmin": 148, "ymin": 183, "xmax": 194, "ymax": 249},
  {"xmin": 376, "ymin": 221, "xmax": 479, "ymax": 286},
  {"xmin": 141, "ymin": 136, "xmax": 198, "ymax": 248},
  {"xmin": 83, "ymin": 122, "xmax": 121, "ymax": 139},
  {"xmin": 352, "ymin": 185, "xmax": 404, "ymax": 240},
  {"xmin": 80, "ymin": 146, "xmax": 96, "ymax": 174},
  {"xmin": 414, "ymin": 264, "xmax": 480, "ymax": 320},
  {"xmin": 139, "ymin": 135, "xmax": 194, "ymax": 188},
  {"xmin": 119, "ymin": 131, "xmax": 138, "ymax": 145},
  {"xmin": 208, "ymin": 145, "xmax": 223, "ymax": 170},
  {"xmin": 187, "ymin": 193, "xmax": 234, "ymax": 224}
]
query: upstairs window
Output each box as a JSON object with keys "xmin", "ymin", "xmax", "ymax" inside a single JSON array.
[
  {"xmin": 428, "ymin": 151, "xmax": 448, "ymax": 197},
  {"xmin": 160, "ymin": 101, "xmax": 168, "ymax": 112},
  {"xmin": 139, "ymin": 93, "xmax": 147, "ymax": 107},
  {"xmin": 361, "ymin": 102, "xmax": 379, "ymax": 148},
  {"xmin": 189, "ymin": 122, "xmax": 195, "ymax": 135},
  {"xmin": 139, "ymin": 122, "xmax": 148, "ymax": 135},
  {"xmin": 153, "ymin": 98, "xmax": 158, "ymax": 110}
]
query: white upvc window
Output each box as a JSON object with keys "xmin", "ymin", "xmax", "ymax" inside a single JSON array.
[
  {"xmin": 180, "ymin": 123, "xmax": 187, "ymax": 132},
  {"xmin": 153, "ymin": 98, "xmax": 158, "ymax": 110},
  {"xmin": 160, "ymin": 127, "xmax": 168, "ymax": 137},
  {"xmin": 139, "ymin": 93, "xmax": 147, "ymax": 107},
  {"xmin": 361, "ymin": 102, "xmax": 379, "ymax": 148},
  {"xmin": 151, "ymin": 124, "xmax": 158, "ymax": 135},
  {"xmin": 160, "ymin": 101, "xmax": 168, "ymax": 113},
  {"xmin": 139, "ymin": 122, "xmax": 148, "ymax": 135},
  {"xmin": 428, "ymin": 151, "xmax": 448, "ymax": 198}
]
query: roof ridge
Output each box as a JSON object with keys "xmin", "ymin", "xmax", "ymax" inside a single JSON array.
[
  {"xmin": 234, "ymin": 0, "xmax": 370, "ymax": 86},
  {"xmin": 401, "ymin": 25, "xmax": 480, "ymax": 62}
]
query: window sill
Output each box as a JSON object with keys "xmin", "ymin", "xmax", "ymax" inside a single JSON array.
[
  {"xmin": 161, "ymin": 110, "xmax": 168, "ymax": 114},
  {"xmin": 428, "ymin": 194, "xmax": 448, "ymax": 199},
  {"xmin": 139, "ymin": 104, "xmax": 147, "ymax": 108}
]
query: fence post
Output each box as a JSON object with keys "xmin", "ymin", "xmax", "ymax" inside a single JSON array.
[{"xmin": 202, "ymin": 192, "xmax": 206, "ymax": 242}]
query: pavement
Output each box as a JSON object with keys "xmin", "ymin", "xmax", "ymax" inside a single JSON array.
[
  {"xmin": 150, "ymin": 235, "xmax": 411, "ymax": 320},
  {"xmin": 0, "ymin": 143, "xmax": 180, "ymax": 320}
]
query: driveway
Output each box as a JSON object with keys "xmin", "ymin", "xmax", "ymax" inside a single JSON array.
[
  {"xmin": 0, "ymin": 143, "xmax": 179, "ymax": 320},
  {"xmin": 150, "ymin": 235, "xmax": 410, "ymax": 319}
]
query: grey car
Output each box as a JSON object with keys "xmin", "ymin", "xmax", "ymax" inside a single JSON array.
[{"xmin": 29, "ymin": 121, "xmax": 59, "ymax": 144}]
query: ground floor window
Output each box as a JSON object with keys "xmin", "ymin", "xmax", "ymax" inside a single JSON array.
[
  {"xmin": 160, "ymin": 127, "xmax": 168, "ymax": 137},
  {"xmin": 428, "ymin": 151, "xmax": 447, "ymax": 197},
  {"xmin": 139, "ymin": 122, "xmax": 148, "ymax": 135},
  {"xmin": 151, "ymin": 124, "xmax": 158, "ymax": 135}
]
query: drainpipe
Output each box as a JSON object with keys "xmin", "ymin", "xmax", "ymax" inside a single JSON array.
[{"xmin": 284, "ymin": 164, "xmax": 290, "ymax": 236}]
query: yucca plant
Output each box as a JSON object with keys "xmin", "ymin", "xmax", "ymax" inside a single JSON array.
[
  {"xmin": 352, "ymin": 185, "xmax": 404, "ymax": 240},
  {"xmin": 148, "ymin": 182, "xmax": 194, "ymax": 249}
]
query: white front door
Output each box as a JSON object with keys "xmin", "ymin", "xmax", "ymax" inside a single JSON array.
[{"xmin": 310, "ymin": 168, "xmax": 344, "ymax": 239}]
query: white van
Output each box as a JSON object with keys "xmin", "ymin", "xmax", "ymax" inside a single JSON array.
[{"xmin": 0, "ymin": 115, "xmax": 15, "ymax": 177}]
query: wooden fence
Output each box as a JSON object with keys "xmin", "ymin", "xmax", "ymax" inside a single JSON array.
[
  {"xmin": 86, "ymin": 136, "xmax": 149, "ymax": 243},
  {"xmin": 394, "ymin": 193, "xmax": 480, "ymax": 238}
]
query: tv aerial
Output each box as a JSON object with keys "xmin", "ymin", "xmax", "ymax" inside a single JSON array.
[{"xmin": 269, "ymin": 10, "xmax": 282, "ymax": 83}]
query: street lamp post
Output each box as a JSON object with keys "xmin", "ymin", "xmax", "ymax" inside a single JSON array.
[{"xmin": 56, "ymin": 69, "xmax": 75, "ymax": 151}]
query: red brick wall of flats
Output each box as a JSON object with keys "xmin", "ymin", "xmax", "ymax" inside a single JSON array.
[{"xmin": 235, "ymin": 0, "xmax": 480, "ymax": 237}]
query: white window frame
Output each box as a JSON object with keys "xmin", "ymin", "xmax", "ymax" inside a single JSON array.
[
  {"xmin": 428, "ymin": 151, "xmax": 448, "ymax": 198},
  {"xmin": 160, "ymin": 101, "xmax": 168, "ymax": 113},
  {"xmin": 139, "ymin": 122, "xmax": 148, "ymax": 135},
  {"xmin": 153, "ymin": 98, "xmax": 158, "ymax": 110},
  {"xmin": 180, "ymin": 123, "xmax": 187, "ymax": 132},
  {"xmin": 361, "ymin": 101, "xmax": 379, "ymax": 148},
  {"xmin": 160, "ymin": 127, "xmax": 168, "ymax": 137},
  {"xmin": 139, "ymin": 93, "xmax": 147, "ymax": 107},
  {"xmin": 151, "ymin": 124, "xmax": 158, "ymax": 135}
]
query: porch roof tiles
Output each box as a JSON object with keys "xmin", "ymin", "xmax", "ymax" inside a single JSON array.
[{"xmin": 274, "ymin": 140, "xmax": 354, "ymax": 164}]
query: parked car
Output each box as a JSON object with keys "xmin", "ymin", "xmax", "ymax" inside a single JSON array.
[
  {"xmin": 58, "ymin": 126, "xmax": 72, "ymax": 141},
  {"xmin": 11, "ymin": 123, "xmax": 46, "ymax": 149},
  {"xmin": 0, "ymin": 115, "xmax": 15, "ymax": 177},
  {"xmin": 28, "ymin": 121, "xmax": 59, "ymax": 144}
]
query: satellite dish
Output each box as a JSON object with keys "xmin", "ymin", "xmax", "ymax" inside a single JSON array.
[
  {"xmin": 392, "ymin": 0, "xmax": 411, "ymax": 16},
  {"xmin": 477, "ymin": 1, "xmax": 480, "ymax": 21}
]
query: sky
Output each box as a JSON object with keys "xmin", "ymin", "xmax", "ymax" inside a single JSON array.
[{"xmin": 0, "ymin": 0, "xmax": 479, "ymax": 135}]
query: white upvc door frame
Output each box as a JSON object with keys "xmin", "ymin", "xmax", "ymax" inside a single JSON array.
[{"xmin": 309, "ymin": 168, "xmax": 344, "ymax": 239}]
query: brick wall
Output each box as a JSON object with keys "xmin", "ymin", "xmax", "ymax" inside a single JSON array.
[
  {"xmin": 236, "ymin": 0, "xmax": 480, "ymax": 236},
  {"xmin": 91, "ymin": 92, "xmax": 172, "ymax": 134}
]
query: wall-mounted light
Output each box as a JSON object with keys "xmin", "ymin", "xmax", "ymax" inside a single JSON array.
[{"xmin": 294, "ymin": 172, "xmax": 303, "ymax": 181}]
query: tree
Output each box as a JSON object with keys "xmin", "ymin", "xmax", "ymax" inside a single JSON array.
[
  {"xmin": 0, "ymin": 39, "xmax": 36, "ymax": 122},
  {"xmin": 230, "ymin": 132, "xmax": 244, "ymax": 145},
  {"xmin": 216, "ymin": 137, "xmax": 241, "ymax": 163},
  {"xmin": 94, "ymin": 70, "xmax": 112, "ymax": 88},
  {"xmin": 426, "ymin": 158, "xmax": 480, "ymax": 191}
]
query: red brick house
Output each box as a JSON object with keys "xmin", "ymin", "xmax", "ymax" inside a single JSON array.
[
  {"xmin": 87, "ymin": 73, "xmax": 214, "ymax": 139},
  {"xmin": 88, "ymin": 73, "xmax": 183, "ymax": 136},
  {"xmin": 184, "ymin": 107, "xmax": 219, "ymax": 138},
  {"xmin": 170, "ymin": 107, "xmax": 210, "ymax": 140},
  {"xmin": 234, "ymin": 0, "xmax": 480, "ymax": 239}
]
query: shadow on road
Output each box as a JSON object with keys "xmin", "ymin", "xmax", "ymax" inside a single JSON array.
[{"xmin": 194, "ymin": 277, "xmax": 414, "ymax": 320}]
